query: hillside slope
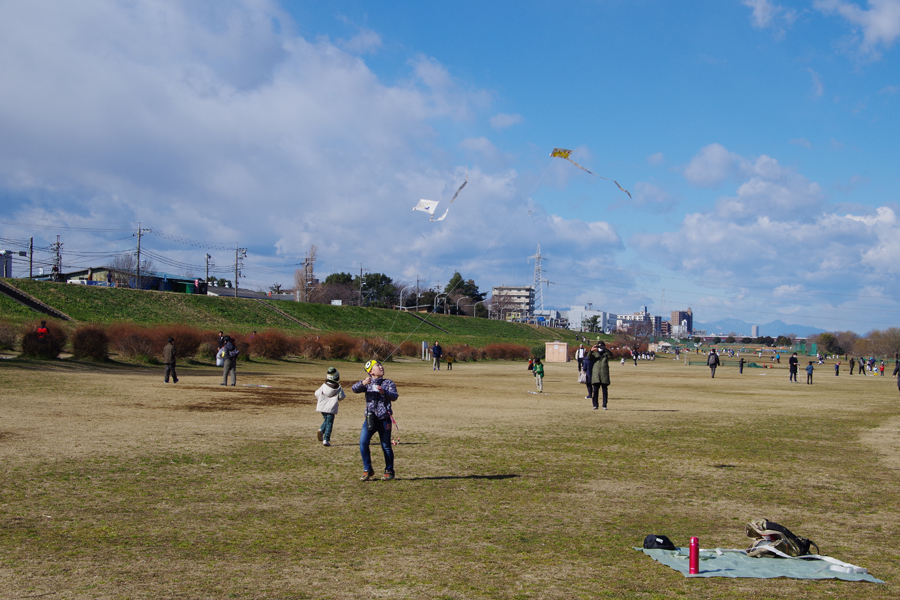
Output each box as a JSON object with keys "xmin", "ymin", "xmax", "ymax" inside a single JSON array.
[{"xmin": 1, "ymin": 279, "xmax": 580, "ymax": 348}]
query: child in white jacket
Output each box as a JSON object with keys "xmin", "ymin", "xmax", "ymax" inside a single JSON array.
[{"xmin": 315, "ymin": 367, "xmax": 345, "ymax": 446}]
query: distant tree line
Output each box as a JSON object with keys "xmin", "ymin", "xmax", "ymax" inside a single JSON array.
[{"xmin": 297, "ymin": 269, "xmax": 488, "ymax": 316}]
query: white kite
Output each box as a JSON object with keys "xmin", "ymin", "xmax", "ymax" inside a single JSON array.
[
  {"xmin": 550, "ymin": 148, "xmax": 631, "ymax": 199},
  {"xmin": 412, "ymin": 170, "xmax": 469, "ymax": 222}
]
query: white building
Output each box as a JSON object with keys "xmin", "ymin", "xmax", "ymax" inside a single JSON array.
[
  {"xmin": 564, "ymin": 304, "xmax": 617, "ymax": 333},
  {"xmin": 490, "ymin": 285, "xmax": 535, "ymax": 319}
]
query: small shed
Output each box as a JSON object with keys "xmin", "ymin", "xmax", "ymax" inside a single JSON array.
[{"xmin": 545, "ymin": 341, "xmax": 569, "ymax": 363}]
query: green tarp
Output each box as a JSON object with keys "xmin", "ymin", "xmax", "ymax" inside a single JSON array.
[{"xmin": 635, "ymin": 547, "xmax": 884, "ymax": 583}]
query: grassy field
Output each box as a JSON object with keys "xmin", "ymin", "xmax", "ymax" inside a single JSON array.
[
  {"xmin": 1, "ymin": 279, "xmax": 580, "ymax": 349},
  {"xmin": 1, "ymin": 354, "xmax": 897, "ymax": 599}
]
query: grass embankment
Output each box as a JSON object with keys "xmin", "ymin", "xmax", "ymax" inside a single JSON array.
[
  {"xmin": 0, "ymin": 358, "xmax": 896, "ymax": 598},
  {"xmin": 2, "ymin": 279, "xmax": 581, "ymax": 349}
]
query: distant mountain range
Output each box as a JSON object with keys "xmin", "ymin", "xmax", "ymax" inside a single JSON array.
[{"xmin": 693, "ymin": 318, "xmax": 826, "ymax": 338}]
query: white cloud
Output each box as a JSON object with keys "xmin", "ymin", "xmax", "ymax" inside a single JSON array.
[
  {"xmin": 815, "ymin": 0, "xmax": 900, "ymax": 59},
  {"xmin": 631, "ymin": 182, "xmax": 675, "ymax": 211},
  {"xmin": 682, "ymin": 143, "xmax": 749, "ymax": 187},
  {"xmin": 808, "ymin": 68, "xmax": 825, "ymax": 97},
  {"xmin": 714, "ymin": 153, "xmax": 824, "ymax": 220},
  {"xmin": 743, "ymin": 0, "xmax": 798, "ymax": 34},
  {"xmin": 789, "ymin": 137, "xmax": 812, "ymax": 148},
  {"xmin": 0, "ymin": 0, "xmax": 514, "ymax": 289},
  {"xmin": 647, "ymin": 152, "xmax": 665, "ymax": 166},
  {"xmin": 489, "ymin": 113, "xmax": 523, "ymax": 129},
  {"xmin": 337, "ymin": 28, "xmax": 383, "ymax": 54}
]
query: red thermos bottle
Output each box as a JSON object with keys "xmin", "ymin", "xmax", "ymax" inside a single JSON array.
[{"xmin": 689, "ymin": 537, "xmax": 700, "ymax": 574}]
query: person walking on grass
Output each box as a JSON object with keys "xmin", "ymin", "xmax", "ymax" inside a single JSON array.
[
  {"xmin": 858, "ymin": 357, "xmax": 867, "ymax": 376},
  {"xmin": 432, "ymin": 341, "xmax": 443, "ymax": 371},
  {"xmin": 893, "ymin": 360, "xmax": 900, "ymax": 397},
  {"xmin": 446, "ymin": 353, "xmax": 454, "ymax": 370},
  {"xmin": 163, "ymin": 337, "xmax": 178, "ymax": 384},
  {"xmin": 315, "ymin": 367, "xmax": 345, "ymax": 447},
  {"xmin": 835, "ymin": 361, "xmax": 840, "ymax": 376},
  {"xmin": 532, "ymin": 358, "xmax": 544, "ymax": 393},
  {"xmin": 582, "ymin": 347, "xmax": 595, "ymax": 400},
  {"xmin": 789, "ymin": 352, "xmax": 799, "ymax": 382},
  {"xmin": 739, "ymin": 356, "xmax": 745, "ymax": 374},
  {"xmin": 707, "ymin": 348, "xmax": 720, "ymax": 378},
  {"xmin": 221, "ymin": 336, "xmax": 238, "ymax": 386},
  {"xmin": 588, "ymin": 341, "xmax": 611, "ymax": 410},
  {"xmin": 353, "ymin": 360, "xmax": 399, "ymax": 481},
  {"xmin": 806, "ymin": 361, "xmax": 814, "ymax": 385}
]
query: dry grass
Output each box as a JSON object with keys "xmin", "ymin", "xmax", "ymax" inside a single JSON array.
[{"xmin": 0, "ymin": 355, "xmax": 898, "ymax": 599}]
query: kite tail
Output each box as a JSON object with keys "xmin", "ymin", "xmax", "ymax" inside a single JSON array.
[{"xmin": 390, "ymin": 413, "xmax": 400, "ymax": 446}]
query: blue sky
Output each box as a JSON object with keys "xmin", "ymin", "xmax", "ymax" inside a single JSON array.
[{"xmin": 1, "ymin": 0, "xmax": 899, "ymax": 333}]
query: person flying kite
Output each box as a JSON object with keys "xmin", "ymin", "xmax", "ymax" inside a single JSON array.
[{"xmin": 550, "ymin": 148, "xmax": 631, "ymax": 199}]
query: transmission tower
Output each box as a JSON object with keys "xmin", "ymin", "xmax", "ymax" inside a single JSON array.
[{"xmin": 528, "ymin": 244, "xmax": 549, "ymax": 315}]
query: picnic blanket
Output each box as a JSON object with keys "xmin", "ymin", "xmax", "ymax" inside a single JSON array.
[{"xmin": 635, "ymin": 547, "xmax": 884, "ymax": 583}]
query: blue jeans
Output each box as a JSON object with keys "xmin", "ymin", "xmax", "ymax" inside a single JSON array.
[
  {"xmin": 360, "ymin": 417, "xmax": 394, "ymax": 473},
  {"xmin": 320, "ymin": 413, "xmax": 335, "ymax": 441}
]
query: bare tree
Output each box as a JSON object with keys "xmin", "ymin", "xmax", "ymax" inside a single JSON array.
[
  {"xmin": 834, "ymin": 330, "xmax": 860, "ymax": 357},
  {"xmin": 615, "ymin": 322, "xmax": 654, "ymax": 360},
  {"xmin": 309, "ymin": 281, "xmax": 356, "ymax": 305},
  {"xmin": 868, "ymin": 328, "xmax": 900, "ymax": 359},
  {"xmin": 109, "ymin": 252, "xmax": 155, "ymax": 289}
]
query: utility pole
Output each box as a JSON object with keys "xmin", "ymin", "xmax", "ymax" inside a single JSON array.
[
  {"xmin": 415, "ymin": 276, "xmax": 419, "ymax": 312},
  {"xmin": 358, "ymin": 263, "xmax": 369, "ymax": 306},
  {"xmin": 205, "ymin": 253, "xmax": 212, "ymax": 282},
  {"xmin": 135, "ymin": 222, "xmax": 151, "ymax": 288},
  {"xmin": 50, "ymin": 235, "xmax": 62, "ymax": 281},
  {"xmin": 234, "ymin": 244, "xmax": 247, "ymax": 298},
  {"xmin": 29, "ymin": 237, "xmax": 33, "ymax": 278}
]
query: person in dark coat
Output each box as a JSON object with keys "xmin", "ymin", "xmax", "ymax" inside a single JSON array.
[
  {"xmin": 163, "ymin": 337, "xmax": 178, "ymax": 383},
  {"xmin": 893, "ymin": 361, "xmax": 900, "ymax": 396},
  {"xmin": 221, "ymin": 336, "xmax": 237, "ymax": 386},
  {"xmin": 707, "ymin": 348, "xmax": 720, "ymax": 378},
  {"xmin": 587, "ymin": 341, "xmax": 611, "ymax": 410},
  {"xmin": 788, "ymin": 352, "xmax": 799, "ymax": 382},
  {"xmin": 431, "ymin": 342, "xmax": 443, "ymax": 370}
]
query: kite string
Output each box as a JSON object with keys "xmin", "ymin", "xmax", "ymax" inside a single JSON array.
[{"xmin": 379, "ymin": 159, "xmax": 556, "ymax": 361}]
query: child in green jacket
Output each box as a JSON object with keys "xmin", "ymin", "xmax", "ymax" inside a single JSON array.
[{"xmin": 532, "ymin": 358, "xmax": 544, "ymax": 393}]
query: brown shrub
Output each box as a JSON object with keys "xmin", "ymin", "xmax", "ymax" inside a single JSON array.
[
  {"xmin": 20, "ymin": 320, "xmax": 68, "ymax": 359},
  {"xmin": 72, "ymin": 325, "xmax": 110, "ymax": 361},
  {"xmin": 351, "ymin": 337, "xmax": 392, "ymax": 362},
  {"xmin": 249, "ymin": 329, "xmax": 291, "ymax": 360},
  {"xmin": 395, "ymin": 340, "xmax": 420, "ymax": 357},
  {"xmin": 196, "ymin": 341, "xmax": 218, "ymax": 362},
  {"xmin": 483, "ymin": 343, "xmax": 530, "ymax": 360},
  {"xmin": 151, "ymin": 324, "xmax": 204, "ymax": 358},
  {"xmin": 321, "ymin": 333, "xmax": 356, "ymax": 359},
  {"xmin": 107, "ymin": 323, "xmax": 156, "ymax": 361},
  {"xmin": 0, "ymin": 320, "xmax": 17, "ymax": 351},
  {"xmin": 294, "ymin": 335, "xmax": 324, "ymax": 359},
  {"xmin": 450, "ymin": 344, "xmax": 485, "ymax": 362}
]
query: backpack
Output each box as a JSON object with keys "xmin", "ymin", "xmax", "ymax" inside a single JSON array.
[
  {"xmin": 746, "ymin": 519, "xmax": 819, "ymax": 558},
  {"xmin": 643, "ymin": 534, "xmax": 677, "ymax": 551},
  {"xmin": 228, "ymin": 347, "xmax": 240, "ymax": 359}
]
